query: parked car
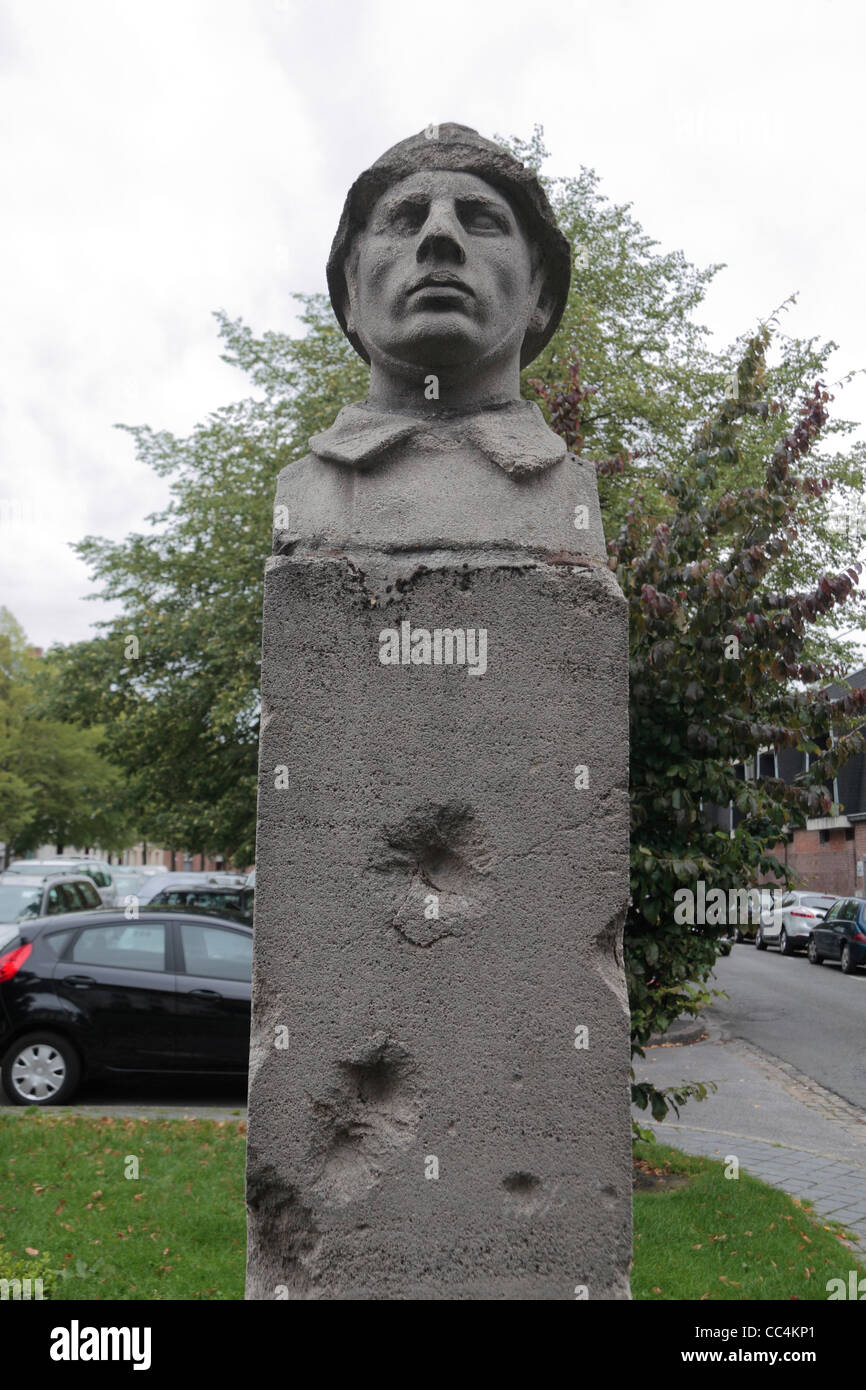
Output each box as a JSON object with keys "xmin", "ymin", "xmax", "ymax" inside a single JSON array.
[
  {"xmin": 0, "ymin": 908, "xmax": 252, "ymax": 1104},
  {"xmin": 111, "ymin": 870, "xmax": 147, "ymax": 902},
  {"xmin": 0, "ymin": 872, "xmax": 104, "ymax": 925},
  {"xmin": 808, "ymin": 897, "xmax": 866, "ymax": 973},
  {"xmin": 136, "ymin": 871, "xmax": 247, "ymax": 901},
  {"xmin": 756, "ymin": 891, "xmax": 840, "ymax": 954},
  {"xmin": 729, "ymin": 888, "xmax": 774, "ymax": 943},
  {"xmin": 144, "ymin": 880, "xmax": 254, "ymax": 925},
  {"xmin": 7, "ymin": 859, "xmax": 117, "ymax": 907}
]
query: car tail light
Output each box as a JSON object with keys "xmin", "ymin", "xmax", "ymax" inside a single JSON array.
[
  {"xmin": 0, "ymin": 942, "xmax": 33, "ymax": 982},
  {"xmin": 852, "ymin": 932, "xmax": 866, "ymax": 945},
  {"xmin": 790, "ymin": 910, "xmax": 817, "ymax": 918}
]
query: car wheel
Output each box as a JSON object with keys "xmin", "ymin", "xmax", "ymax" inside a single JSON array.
[
  {"xmin": 808, "ymin": 938, "xmax": 823, "ymax": 965},
  {"xmin": 755, "ymin": 926, "xmax": 766, "ymax": 951},
  {"xmin": 732, "ymin": 927, "xmax": 743, "ymax": 943},
  {"xmin": 1, "ymin": 1033, "xmax": 81, "ymax": 1106},
  {"xmin": 780, "ymin": 928, "xmax": 793, "ymax": 956},
  {"xmin": 841, "ymin": 943, "xmax": 857, "ymax": 975}
]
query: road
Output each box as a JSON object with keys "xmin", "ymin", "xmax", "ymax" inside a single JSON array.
[
  {"xmin": 3, "ymin": 936, "xmax": 864, "ymax": 1121},
  {"xmin": 707, "ymin": 939, "xmax": 866, "ymax": 1112},
  {"xmin": 0, "ymin": 1073, "xmax": 248, "ymax": 1119}
]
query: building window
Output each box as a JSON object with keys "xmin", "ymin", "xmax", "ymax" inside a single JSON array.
[
  {"xmin": 845, "ymin": 827, "xmax": 855, "ymax": 841},
  {"xmin": 819, "ymin": 829, "xmax": 831, "ymax": 844}
]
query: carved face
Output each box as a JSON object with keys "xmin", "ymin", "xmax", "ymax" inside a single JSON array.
[{"xmin": 343, "ymin": 170, "xmax": 546, "ymax": 374}]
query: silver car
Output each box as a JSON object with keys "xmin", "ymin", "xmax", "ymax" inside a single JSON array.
[
  {"xmin": 0, "ymin": 871, "xmax": 104, "ymax": 924},
  {"xmin": 756, "ymin": 891, "xmax": 840, "ymax": 955}
]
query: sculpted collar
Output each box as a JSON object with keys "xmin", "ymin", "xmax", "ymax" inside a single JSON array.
[{"xmin": 308, "ymin": 400, "xmax": 566, "ymax": 479}]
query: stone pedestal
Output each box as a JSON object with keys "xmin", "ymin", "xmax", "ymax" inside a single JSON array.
[{"xmin": 245, "ymin": 541, "xmax": 632, "ymax": 1299}]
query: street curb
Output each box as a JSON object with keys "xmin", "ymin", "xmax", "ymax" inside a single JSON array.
[{"xmin": 647, "ymin": 1014, "xmax": 709, "ymax": 1047}]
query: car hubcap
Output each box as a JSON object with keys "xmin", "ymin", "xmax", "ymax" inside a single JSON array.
[{"xmin": 11, "ymin": 1044, "xmax": 66, "ymax": 1101}]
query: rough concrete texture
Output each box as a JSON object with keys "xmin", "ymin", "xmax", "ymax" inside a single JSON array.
[{"xmin": 246, "ymin": 553, "xmax": 631, "ymax": 1299}]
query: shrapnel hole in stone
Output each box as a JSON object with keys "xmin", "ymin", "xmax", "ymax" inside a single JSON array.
[
  {"xmin": 503, "ymin": 1172, "xmax": 541, "ymax": 1194},
  {"xmin": 341, "ymin": 1052, "xmax": 402, "ymax": 1106}
]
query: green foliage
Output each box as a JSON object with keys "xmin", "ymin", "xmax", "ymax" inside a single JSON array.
[
  {"xmin": 0, "ymin": 1111, "xmax": 246, "ymax": 1299},
  {"xmin": 0, "ymin": 1248, "xmax": 62, "ymax": 1299},
  {"xmin": 632, "ymin": 1139, "xmax": 864, "ymax": 1300},
  {"xmin": 536, "ymin": 322, "xmax": 865, "ymax": 1119},
  {"xmin": 0, "ymin": 609, "xmax": 133, "ymax": 857}
]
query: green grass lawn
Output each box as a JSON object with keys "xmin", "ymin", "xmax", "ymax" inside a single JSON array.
[
  {"xmin": 1, "ymin": 1114, "xmax": 861, "ymax": 1300},
  {"xmin": 633, "ymin": 1139, "xmax": 864, "ymax": 1300},
  {"xmin": 0, "ymin": 1111, "xmax": 246, "ymax": 1299}
]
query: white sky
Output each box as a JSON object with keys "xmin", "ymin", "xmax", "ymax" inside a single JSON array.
[{"xmin": 1, "ymin": 0, "xmax": 865, "ymax": 650}]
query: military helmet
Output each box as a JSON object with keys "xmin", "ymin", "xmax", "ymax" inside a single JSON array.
[{"xmin": 326, "ymin": 123, "xmax": 572, "ymax": 369}]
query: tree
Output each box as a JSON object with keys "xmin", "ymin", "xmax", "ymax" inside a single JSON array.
[
  {"xmin": 0, "ymin": 609, "xmax": 134, "ymax": 861},
  {"xmin": 0, "ymin": 610, "xmax": 37, "ymax": 856},
  {"xmin": 42, "ymin": 130, "xmax": 865, "ymax": 872},
  {"xmin": 534, "ymin": 325, "xmax": 865, "ymax": 1122}
]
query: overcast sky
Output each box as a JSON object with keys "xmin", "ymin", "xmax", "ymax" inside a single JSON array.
[{"xmin": 2, "ymin": 0, "xmax": 865, "ymax": 651}]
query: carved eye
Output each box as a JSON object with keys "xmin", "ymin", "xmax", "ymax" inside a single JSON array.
[
  {"xmin": 389, "ymin": 203, "xmax": 428, "ymax": 233},
  {"xmin": 465, "ymin": 210, "xmax": 499, "ymax": 230}
]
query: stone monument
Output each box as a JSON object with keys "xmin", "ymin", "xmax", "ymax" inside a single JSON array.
[{"xmin": 245, "ymin": 123, "xmax": 632, "ymax": 1300}]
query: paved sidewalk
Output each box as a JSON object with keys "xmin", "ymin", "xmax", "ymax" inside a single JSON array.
[{"xmin": 635, "ymin": 1024, "xmax": 866, "ymax": 1245}]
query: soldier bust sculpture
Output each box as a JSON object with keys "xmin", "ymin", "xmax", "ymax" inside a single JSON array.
[{"xmin": 274, "ymin": 123, "xmax": 607, "ymax": 577}]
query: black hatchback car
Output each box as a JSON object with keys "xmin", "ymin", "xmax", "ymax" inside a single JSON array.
[
  {"xmin": 143, "ymin": 881, "xmax": 254, "ymax": 925},
  {"xmin": 808, "ymin": 896, "xmax": 866, "ymax": 974},
  {"xmin": 0, "ymin": 909, "xmax": 252, "ymax": 1105}
]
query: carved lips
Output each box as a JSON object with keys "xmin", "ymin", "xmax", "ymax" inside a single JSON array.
[{"xmin": 408, "ymin": 272, "xmax": 475, "ymax": 305}]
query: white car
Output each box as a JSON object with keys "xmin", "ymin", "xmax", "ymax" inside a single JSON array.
[
  {"xmin": 755, "ymin": 891, "xmax": 840, "ymax": 955},
  {"xmin": 8, "ymin": 858, "xmax": 117, "ymax": 907}
]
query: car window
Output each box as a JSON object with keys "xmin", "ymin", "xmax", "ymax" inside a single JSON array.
[
  {"xmin": 70, "ymin": 923, "xmax": 167, "ymax": 971},
  {"xmin": 77, "ymin": 881, "xmax": 102, "ymax": 909},
  {"xmin": 0, "ymin": 884, "xmax": 43, "ymax": 923},
  {"xmin": 179, "ymin": 923, "xmax": 252, "ymax": 982},
  {"xmin": 837, "ymin": 899, "xmax": 860, "ymax": 922},
  {"xmin": 802, "ymin": 895, "xmax": 837, "ymax": 911},
  {"xmin": 46, "ymin": 885, "xmax": 67, "ymax": 916},
  {"xmin": 151, "ymin": 889, "xmax": 189, "ymax": 907},
  {"xmin": 193, "ymin": 891, "xmax": 242, "ymax": 912},
  {"xmin": 58, "ymin": 883, "xmax": 84, "ymax": 911}
]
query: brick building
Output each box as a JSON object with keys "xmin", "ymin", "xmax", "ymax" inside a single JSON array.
[
  {"xmin": 705, "ymin": 667, "xmax": 866, "ymax": 898},
  {"xmin": 769, "ymin": 667, "xmax": 866, "ymax": 897}
]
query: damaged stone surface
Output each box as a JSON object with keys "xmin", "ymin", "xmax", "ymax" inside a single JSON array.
[{"xmin": 246, "ymin": 557, "xmax": 631, "ymax": 1299}]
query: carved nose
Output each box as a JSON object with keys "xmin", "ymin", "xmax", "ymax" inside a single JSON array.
[{"xmin": 417, "ymin": 227, "xmax": 466, "ymax": 266}]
